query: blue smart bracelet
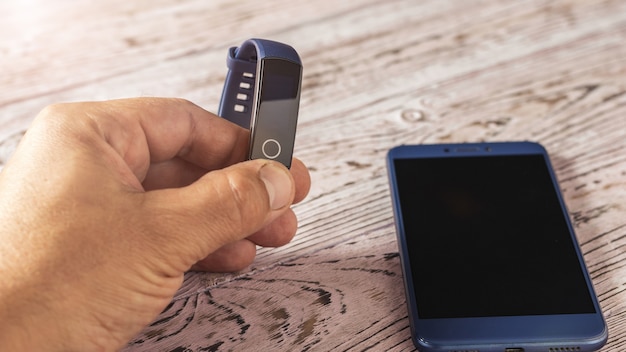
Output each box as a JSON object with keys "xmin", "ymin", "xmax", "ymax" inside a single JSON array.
[{"xmin": 218, "ymin": 38, "xmax": 302, "ymax": 168}]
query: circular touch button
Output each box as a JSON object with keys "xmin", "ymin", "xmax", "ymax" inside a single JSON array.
[{"xmin": 262, "ymin": 139, "xmax": 281, "ymax": 159}]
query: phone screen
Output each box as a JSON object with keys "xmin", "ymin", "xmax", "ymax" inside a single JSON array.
[{"xmin": 393, "ymin": 153, "xmax": 596, "ymax": 319}]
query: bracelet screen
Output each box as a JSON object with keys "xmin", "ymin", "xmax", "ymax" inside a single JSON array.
[{"xmin": 218, "ymin": 39, "xmax": 302, "ymax": 169}]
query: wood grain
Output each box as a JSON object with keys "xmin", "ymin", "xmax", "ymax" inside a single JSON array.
[{"xmin": 1, "ymin": 0, "xmax": 625, "ymax": 350}]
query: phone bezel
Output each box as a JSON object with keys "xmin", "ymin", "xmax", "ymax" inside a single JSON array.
[{"xmin": 386, "ymin": 142, "xmax": 607, "ymax": 352}]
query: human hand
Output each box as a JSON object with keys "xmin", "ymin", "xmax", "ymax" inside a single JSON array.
[{"xmin": 0, "ymin": 98, "xmax": 310, "ymax": 351}]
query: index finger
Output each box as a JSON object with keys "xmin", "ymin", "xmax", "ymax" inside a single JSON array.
[{"xmin": 92, "ymin": 97, "xmax": 250, "ymax": 175}]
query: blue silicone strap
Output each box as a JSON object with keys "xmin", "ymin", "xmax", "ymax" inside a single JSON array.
[{"xmin": 218, "ymin": 38, "xmax": 301, "ymax": 128}]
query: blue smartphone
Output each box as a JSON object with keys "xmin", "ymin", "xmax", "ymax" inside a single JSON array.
[{"xmin": 386, "ymin": 142, "xmax": 607, "ymax": 352}]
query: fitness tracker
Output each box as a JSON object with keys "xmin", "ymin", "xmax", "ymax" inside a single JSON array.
[{"xmin": 218, "ymin": 38, "xmax": 302, "ymax": 169}]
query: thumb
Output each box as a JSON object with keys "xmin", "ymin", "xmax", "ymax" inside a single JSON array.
[{"xmin": 139, "ymin": 159, "xmax": 295, "ymax": 271}]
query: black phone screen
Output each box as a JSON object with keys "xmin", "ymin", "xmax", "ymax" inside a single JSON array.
[{"xmin": 393, "ymin": 154, "xmax": 596, "ymax": 319}]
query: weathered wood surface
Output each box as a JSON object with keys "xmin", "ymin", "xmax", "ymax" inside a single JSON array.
[{"xmin": 1, "ymin": 0, "xmax": 625, "ymax": 350}]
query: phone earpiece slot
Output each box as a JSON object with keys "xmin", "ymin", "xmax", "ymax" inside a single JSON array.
[{"xmin": 455, "ymin": 147, "xmax": 480, "ymax": 152}]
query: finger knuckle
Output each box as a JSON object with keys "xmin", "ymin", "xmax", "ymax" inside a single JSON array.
[
  {"xmin": 37, "ymin": 103, "xmax": 71, "ymax": 124},
  {"xmin": 37, "ymin": 102, "xmax": 98, "ymax": 133},
  {"xmin": 212, "ymin": 170, "xmax": 269, "ymax": 237}
]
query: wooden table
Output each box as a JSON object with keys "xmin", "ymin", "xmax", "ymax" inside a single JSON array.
[{"xmin": 1, "ymin": 0, "xmax": 625, "ymax": 350}]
